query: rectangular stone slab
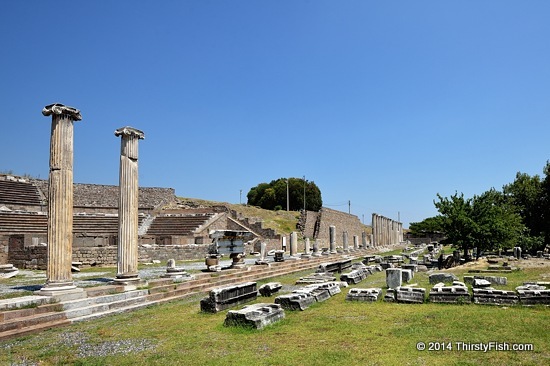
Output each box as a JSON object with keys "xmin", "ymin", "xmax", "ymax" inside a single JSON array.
[
  {"xmin": 224, "ymin": 303, "xmax": 285, "ymax": 329},
  {"xmin": 346, "ymin": 288, "xmax": 382, "ymax": 302},
  {"xmin": 200, "ymin": 282, "xmax": 258, "ymax": 313},
  {"xmin": 275, "ymin": 292, "xmax": 315, "ymax": 311}
]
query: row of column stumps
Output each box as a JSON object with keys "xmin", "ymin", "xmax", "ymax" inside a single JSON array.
[
  {"xmin": 284, "ymin": 226, "xmax": 363, "ymax": 258},
  {"xmin": 371, "ymin": 213, "xmax": 403, "ymax": 247},
  {"xmin": 36, "ymin": 103, "xmax": 144, "ymax": 296}
]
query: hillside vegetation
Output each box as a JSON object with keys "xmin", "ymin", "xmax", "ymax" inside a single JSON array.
[{"xmin": 175, "ymin": 197, "xmax": 301, "ymax": 235}]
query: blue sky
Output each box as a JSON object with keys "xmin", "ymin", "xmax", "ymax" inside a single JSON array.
[{"xmin": 1, "ymin": 1, "xmax": 549, "ymax": 228}]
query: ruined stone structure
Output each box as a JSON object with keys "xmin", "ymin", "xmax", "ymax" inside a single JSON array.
[{"xmin": 371, "ymin": 213, "xmax": 403, "ymax": 246}]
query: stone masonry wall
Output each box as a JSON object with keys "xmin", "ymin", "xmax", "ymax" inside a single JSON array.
[
  {"xmin": 0, "ymin": 236, "xmax": 8, "ymax": 264},
  {"xmin": 8, "ymin": 243, "xmax": 212, "ymax": 269},
  {"xmin": 302, "ymin": 207, "xmax": 366, "ymax": 249},
  {"xmin": 31, "ymin": 179, "xmax": 176, "ymax": 209}
]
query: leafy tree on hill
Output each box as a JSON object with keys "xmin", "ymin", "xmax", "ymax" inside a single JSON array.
[
  {"xmin": 408, "ymin": 216, "xmax": 443, "ymax": 237},
  {"xmin": 247, "ymin": 178, "xmax": 322, "ymax": 211}
]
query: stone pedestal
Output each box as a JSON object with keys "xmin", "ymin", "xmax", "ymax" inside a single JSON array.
[
  {"xmin": 255, "ymin": 242, "xmax": 269, "ymax": 265},
  {"xmin": 113, "ymin": 127, "xmax": 145, "ymax": 284},
  {"xmin": 289, "ymin": 231, "xmax": 298, "ymax": 256},
  {"xmin": 36, "ymin": 104, "xmax": 84, "ymax": 297},
  {"xmin": 386, "ymin": 268, "xmax": 402, "ymax": 289},
  {"xmin": 302, "ymin": 237, "xmax": 312, "ymax": 259}
]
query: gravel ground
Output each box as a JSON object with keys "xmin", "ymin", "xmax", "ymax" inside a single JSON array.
[{"xmin": 1, "ymin": 331, "xmax": 157, "ymax": 362}]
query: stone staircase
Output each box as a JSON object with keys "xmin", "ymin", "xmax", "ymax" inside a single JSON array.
[{"xmin": 0, "ymin": 248, "xmax": 385, "ymax": 341}]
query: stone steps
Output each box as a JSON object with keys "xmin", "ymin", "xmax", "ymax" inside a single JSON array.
[{"xmin": 0, "ymin": 249, "xmax": 375, "ymax": 340}]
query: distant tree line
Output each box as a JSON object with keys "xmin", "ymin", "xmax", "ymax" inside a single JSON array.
[
  {"xmin": 410, "ymin": 162, "xmax": 550, "ymax": 256},
  {"xmin": 247, "ymin": 177, "xmax": 322, "ymax": 212}
]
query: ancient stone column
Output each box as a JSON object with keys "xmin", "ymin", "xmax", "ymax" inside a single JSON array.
[
  {"xmin": 37, "ymin": 103, "xmax": 83, "ymax": 296},
  {"xmin": 114, "ymin": 127, "xmax": 145, "ymax": 284},
  {"xmin": 302, "ymin": 237, "xmax": 312, "ymax": 259},
  {"xmin": 289, "ymin": 231, "xmax": 298, "ymax": 256},
  {"xmin": 312, "ymin": 240, "xmax": 321, "ymax": 256},
  {"xmin": 362, "ymin": 231, "xmax": 367, "ymax": 248},
  {"xmin": 329, "ymin": 225, "xmax": 336, "ymax": 254},
  {"xmin": 371, "ymin": 214, "xmax": 377, "ymax": 247},
  {"xmin": 353, "ymin": 235, "xmax": 359, "ymax": 251}
]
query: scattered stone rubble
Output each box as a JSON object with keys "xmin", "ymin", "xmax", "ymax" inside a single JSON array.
[{"xmin": 275, "ymin": 281, "xmax": 343, "ymax": 311}]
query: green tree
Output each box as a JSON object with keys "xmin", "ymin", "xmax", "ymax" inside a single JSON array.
[
  {"xmin": 408, "ymin": 216, "xmax": 443, "ymax": 237},
  {"xmin": 246, "ymin": 178, "xmax": 323, "ymax": 211},
  {"xmin": 434, "ymin": 190, "xmax": 524, "ymax": 259},
  {"xmin": 434, "ymin": 192, "xmax": 477, "ymax": 257},
  {"xmin": 471, "ymin": 189, "xmax": 524, "ymax": 254},
  {"xmin": 503, "ymin": 171, "xmax": 544, "ymax": 238}
]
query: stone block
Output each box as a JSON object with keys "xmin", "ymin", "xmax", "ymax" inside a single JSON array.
[
  {"xmin": 472, "ymin": 279, "xmax": 492, "ymax": 288},
  {"xmin": 259, "ymin": 282, "xmax": 283, "ymax": 297},
  {"xmin": 429, "ymin": 273, "xmax": 459, "ymax": 284},
  {"xmin": 275, "ymin": 292, "xmax": 315, "ymax": 311},
  {"xmin": 224, "ymin": 303, "xmax": 285, "ymax": 329},
  {"xmin": 464, "ymin": 275, "xmax": 507, "ymax": 286},
  {"xmin": 395, "ymin": 287, "xmax": 426, "ymax": 304},
  {"xmin": 472, "ymin": 288, "xmax": 519, "ymax": 305},
  {"xmin": 401, "ymin": 269, "xmax": 413, "ymax": 283},
  {"xmin": 295, "ymin": 286, "xmax": 331, "ymax": 303},
  {"xmin": 384, "ymin": 289, "xmax": 396, "ymax": 302},
  {"xmin": 386, "ymin": 268, "xmax": 402, "ymax": 289},
  {"xmin": 429, "ymin": 285, "xmax": 471, "ymax": 304},
  {"xmin": 296, "ymin": 272, "xmax": 336, "ymax": 284},
  {"xmin": 517, "ymin": 289, "xmax": 550, "ymax": 305},
  {"xmin": 340, "ymin": 267, "xmax": 368, "ymax": 285},
  {"xmin": 401, "ymin": 264, "xmax": 417, "ymax": 272},
  {"xmin": 346, "ymin": 288, "xmax": 382, "ymax": 302},
  {"xmin": 200, "ymin": 282, "xmax": 258, "ymax": 313}
]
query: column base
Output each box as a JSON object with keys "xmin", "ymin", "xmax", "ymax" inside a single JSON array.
[
  {"xmin": 112, "ymin": 273, "xmax": 145, "ymax": 287},
  {"xmin": 35, "ymin": 282, "xmax": 85, "ymax": 300}
]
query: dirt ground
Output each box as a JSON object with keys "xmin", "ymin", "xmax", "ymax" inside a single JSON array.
[{"xmin": 458, "ymin": 256, "xmax": 550, "ymax": 270}]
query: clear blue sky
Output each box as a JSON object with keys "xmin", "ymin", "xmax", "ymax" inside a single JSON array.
[{"xmin": 1, "ymin": 1, "xmax": 549, "ymax": 228}]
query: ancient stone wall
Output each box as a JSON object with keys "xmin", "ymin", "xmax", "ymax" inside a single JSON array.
[
  {"xmin": 300, "ymin": 210, "xmax": 319, "ymax": 239},
  {"xmin": 0, "ymin": 236, "xmax": 8, "ymax": 264},
  {"xmin": 139, "ymin": 244, "xmax": 211, "ymax": 262},
  {"xmin": 301, "ymin": 207, "xmax": 367, "ymax": 248},
  {"xmin": 31, "ymin": 179, "xmax": 176, "ymax": 209}
]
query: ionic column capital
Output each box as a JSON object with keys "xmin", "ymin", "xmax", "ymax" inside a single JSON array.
[
  {"xmin": 115, "ymin": 126, "xmax": 145, "ymax": 139},
  {"xmin": 42, "ymin": 103, "xmax": 82, "ymax": 121}
]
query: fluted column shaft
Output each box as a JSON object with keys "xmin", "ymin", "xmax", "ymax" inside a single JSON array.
[
  {"xmin": 39, "ymin": 103, "xmax": 82, "ymax": 294},
  {"xmin": 115, "ymin": 127, "xmax": 144, "ymax": 282},
  {"xmin": 329, "ymin": 225, "xmax": 336, "ymax": 254}
]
